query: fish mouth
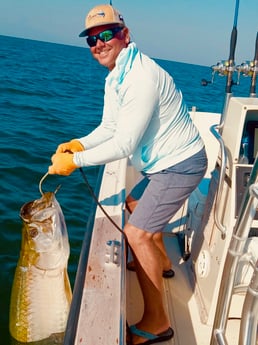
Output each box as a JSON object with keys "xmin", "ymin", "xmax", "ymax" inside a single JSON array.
[
  {"xmin": 19, "ymin": 191, "xmax": 70, "ymax": 263},
  {"xmin": 20, "ymin": 192, "xmax": 54, "ymax": 222}
]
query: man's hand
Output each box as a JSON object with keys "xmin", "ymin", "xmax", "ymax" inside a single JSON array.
[
  {"xmin": 48, "ymin": 152, "xmax": 78, "ymax": 176},
  {"xmin": 56, "ymin": 139, "xmax": 84, "ymax": 153}
]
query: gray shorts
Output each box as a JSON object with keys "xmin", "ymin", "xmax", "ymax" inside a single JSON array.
[{"xmin": 128, "ymin": 148, "xmax": 207, "ymax": 233}]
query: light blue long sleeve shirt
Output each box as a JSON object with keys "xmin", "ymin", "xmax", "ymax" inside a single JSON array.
[{"xmin": 74, "ymin": 43, "xmax": 204, "ymax": 173}]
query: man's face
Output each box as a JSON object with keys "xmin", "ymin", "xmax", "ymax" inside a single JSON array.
[{"xmin": 87, "ymin": 24, "xmax": 129, "ymax": 70}]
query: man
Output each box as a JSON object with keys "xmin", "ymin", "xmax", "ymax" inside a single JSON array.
[{"xmin": 49, "ymin": 4, "xmax": 207, "ymax": 345}]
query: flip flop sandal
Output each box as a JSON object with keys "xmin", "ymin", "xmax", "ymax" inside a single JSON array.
[{"xmin": 129, "ymin": 324, "xmax": 174, "ymax": 345}]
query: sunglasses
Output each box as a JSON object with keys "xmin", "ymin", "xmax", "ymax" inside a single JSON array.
[{"xmin": 86, "ymin": 27, "xmax": 123, "ymax": 47}]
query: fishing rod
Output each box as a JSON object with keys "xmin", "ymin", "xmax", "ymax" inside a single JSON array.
[
  {"xmin": 237, "ymin": 32, "xmax": 258, "ymax": 97},
  {"xmin": 217, "ymin": 0, "xmax": 239, "ymax": 125},
  {"xmin": 202, "ymin": 1, "xmax": 240, "ymax": 120},
  {"xmin": 225, "ymin": 0, "xmax": 239, "ymax": 94},
  {"xmin": 250, "ymin": 32, "xmax": 258, "ymax": 97},
  {"xmin": 201, "ymin": 0, "xmax": 239, "ymax": 107}
]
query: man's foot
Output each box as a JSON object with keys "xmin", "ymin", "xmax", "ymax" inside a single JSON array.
[{"xmin": 128, "ymin": 324, "xmax": 174, "ymax": 345}]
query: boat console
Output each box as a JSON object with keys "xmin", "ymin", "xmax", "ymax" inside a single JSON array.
[{"xmin": 188, "ymin": 97, "xmax": 258, "ymax": 331}]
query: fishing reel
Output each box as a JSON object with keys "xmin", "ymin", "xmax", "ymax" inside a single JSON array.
[
  {"xmin": 236, "ymin": 60, "xmax": 258, "ymax": 78},
  {"xmin": 201, "ymin": 60, "xmax": 237, "ymax": 86},
  {"xmin": 236, "ymin": 59, "xmax": 258, "ymax": 96},
  {"xmin": 212, "ymin": 60, "xmax": 236, "ymax": 76}
]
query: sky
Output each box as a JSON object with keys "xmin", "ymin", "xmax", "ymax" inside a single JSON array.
[{"xmin": 0, "ymin": 0, "xmax": 257, "ymax": 66}]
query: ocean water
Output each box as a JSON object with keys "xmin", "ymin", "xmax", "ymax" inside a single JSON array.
[{"xmin": 0, "ymin": 34, "xmax": 252, "ymax": 344}]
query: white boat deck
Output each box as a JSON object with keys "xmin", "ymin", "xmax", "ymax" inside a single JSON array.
[{"xmin": 126, "ymin": 232, "xmax": 241, "ymax": 345}]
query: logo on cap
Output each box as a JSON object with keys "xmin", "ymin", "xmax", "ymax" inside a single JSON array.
[{"xmin": 88, "ymin": 11, "xmax": 106, "ymax": 20}]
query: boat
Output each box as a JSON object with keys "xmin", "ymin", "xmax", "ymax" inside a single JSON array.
[{"xmin": 63, "ymin": 2, "xmax": 258, "ymax": 344}]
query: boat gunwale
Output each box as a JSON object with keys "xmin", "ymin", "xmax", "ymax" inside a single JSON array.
[{"xmin": 63, "ymin": 165, "xmax": 105, "ymax": 345}]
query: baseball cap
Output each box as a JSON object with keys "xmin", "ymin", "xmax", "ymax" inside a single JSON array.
[{"xmin": 79, "ymin": 4, "xmax": 125, "ymax": 37}]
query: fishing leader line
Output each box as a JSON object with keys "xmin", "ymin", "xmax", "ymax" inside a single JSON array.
[
  {"xmin": 78, "ymin": 167, "xmax": 130, "ymax": 246},
  {"xmin": 78, "ymin": 167, "xmax": 132, "ymax": 267},
  {"xmin": 39, "ymin": 172, "xmax": 61, "ymax": 195},
  {"xmin": 39, "ymin": 172, "xmax": 49, "ymax": 195},
  {"xmin": 38, "ymin": 169, "xmax": 130, "ymax": 247}
]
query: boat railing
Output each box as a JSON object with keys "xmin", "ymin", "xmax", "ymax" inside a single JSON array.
[
  {"xmin": 239, "ymin": 256, "xmax": 258, "ymax": 345},
  {"xmin": 210, "ymin": 155, "xmax": 258, "ymax": 345},
  {"xmin": 210, "ymin": 123, "xmax": 227, "ymax": 238}
]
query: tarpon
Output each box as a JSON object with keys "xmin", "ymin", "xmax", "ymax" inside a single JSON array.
[{"xmin": 9, "ymin": 191, "xmax": 72, "ymax": 344}]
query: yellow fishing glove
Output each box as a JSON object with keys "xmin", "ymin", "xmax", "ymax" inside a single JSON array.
[
  {"xmin": 56, "ymin": 139, "xmax": 84, "ymax": 153},
  {"xmin": 48, "ymin": 152, "xmax": 78, "ymax": 176}
]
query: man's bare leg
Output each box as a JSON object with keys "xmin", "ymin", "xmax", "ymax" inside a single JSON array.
[
  {"xmin": 124, "ymin": 223, "xmax": 171, "ymax": 344},
  {"xmin": 153, "ymin": 232, "xmax": 172, "ymax": 271},
  {"xmin": 126, "ymin": 195, "xmax": 172, "ymax": 272}
]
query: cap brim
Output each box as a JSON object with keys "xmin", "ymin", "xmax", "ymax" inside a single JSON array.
[
  {"xmin": 79, "ymin": 29, "xmax": 88, "ymax": 37},
  {"xmin": 79, "ymin": 22, "xmax": 123, "ymax": 38}
]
